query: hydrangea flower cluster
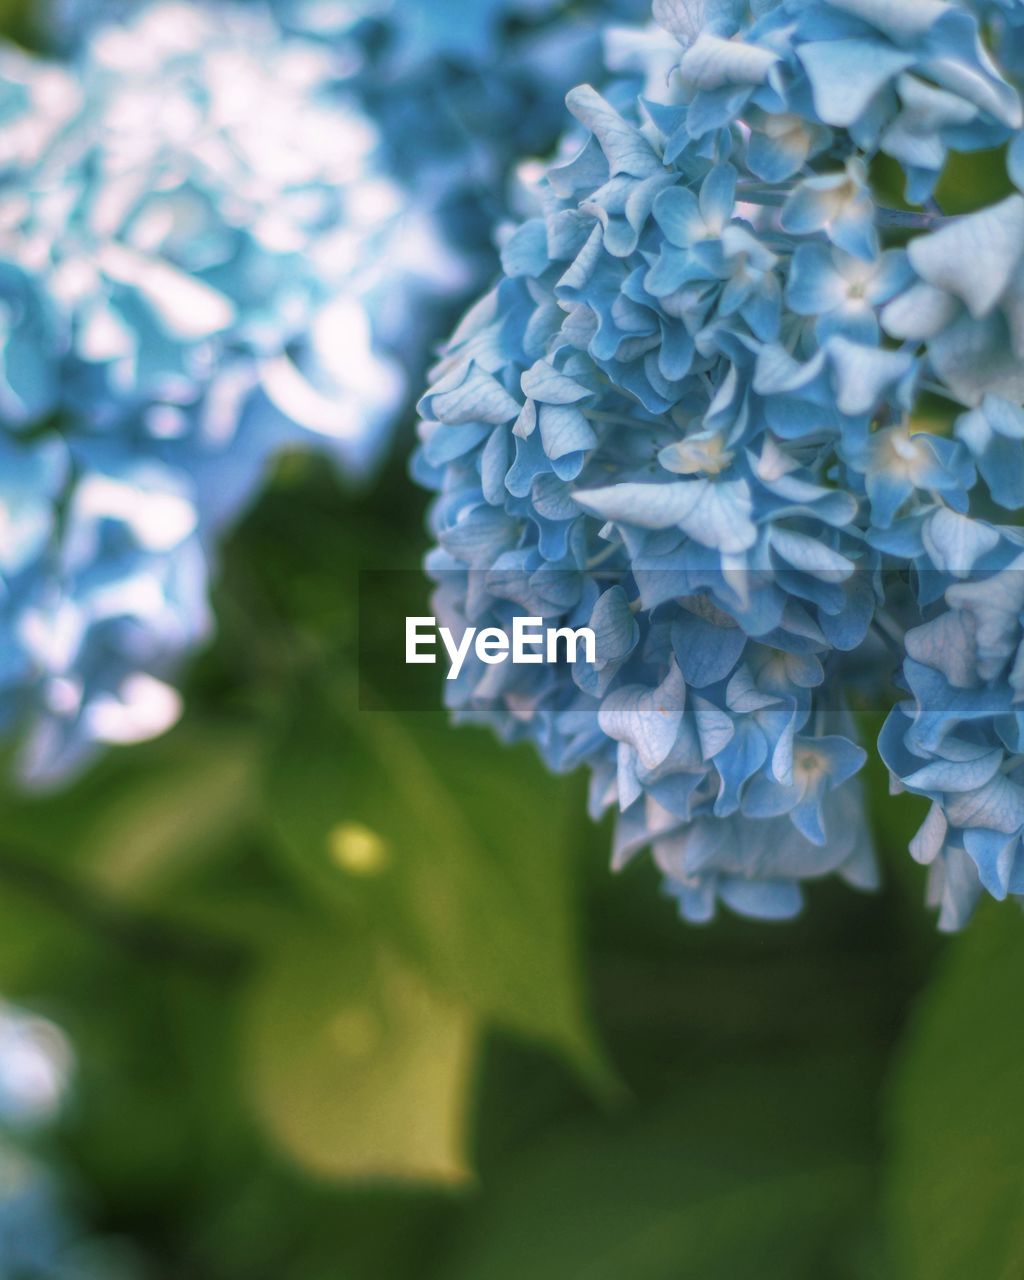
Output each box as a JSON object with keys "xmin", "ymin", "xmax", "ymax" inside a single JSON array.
[
  {"xmin": 0, "ymin": 1003, "xmax": 128, "ymax": 1278},
  {"xmin": 0, "ymin": 1, "xmax": 421, "ymax": 783},
  {"xmin": 276, "ymin": 0, "xmax": 654, "ymax": 261},
  {"xmin": 415, "ymin": 0, "xmax": 1024, "ymax": 928},
  {"xmin": 47, "ymin": 0, "xmax": 649, "ymax": 280}
]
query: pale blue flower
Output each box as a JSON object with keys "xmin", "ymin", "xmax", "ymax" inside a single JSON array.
[
  {"xmin": 414, "ymin": 0, "xmax": 1024, "ymax": 929},
  {"xmin": 0, "ymin": 2, "xmax": 415, "ymax": 782},
  {"xmin": 47, "ymin": 0, "xmax": 650, "ymax": 289},
  {"xmin": 781, "ymin": 163, "xmax": 881, "ymax": 262},
  {"xmin": 956, "ymin": 394, "xmax": 1024, "ymax": 509},
  {"xmin": 786, "ymin": 244, "xmax": 911, "ymax": 343},
  {"xmin": 882, "ymin": 195, "xmax": 1024, "ymax": 405}
]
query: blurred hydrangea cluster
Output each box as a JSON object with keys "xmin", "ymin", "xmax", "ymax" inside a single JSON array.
[
  {"xmin": 0, "ymin": 1002, "xmax": 135, "ymax": 1278},
  {"xmin": 272, "ymin": 0, "xmax": 652, "ymax": 264},
  {"xmin": 48, "ymin": 0, "xmax": 650, "ymax": 277},
  {"xmin": 4, "ymin": 0, "xmax": 662, "ymax": 791},
  {"xmin": 415, "ymin": 0, "xmax": 1024, "ymax": 929},
  {"xmin": 0, "ymin": 1, "xmax": 421, "ymax": 783}
]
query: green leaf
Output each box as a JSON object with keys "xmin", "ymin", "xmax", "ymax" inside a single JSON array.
[
  {"xmin": 0, "ymin": 720, "xmax": 257, "ymax": 895},
  {"xmin": 243, "ymin": 926, "xmax": 478, "ymax": 1186},
  {"xmin": 263, "ymin": 700, "xmax": 611, "ymax": 1091},
  {"xmin": 77, "ymin": 725, "xmax": 259, "ymax": 900},
  {"xmin": 436, "ymin": 1055, "xmax": 875, "ymax": 1280},
  {"xmin": 886, "ymin": 902, "xmax": 1024, "ymax": 1280},
  {"xmin": 934, "ymin": 150, "xmax": 1017, "ymax": 216},
  {"xmin": 0, "ymin": 0, "xmax": 34, "ymax": 45}
]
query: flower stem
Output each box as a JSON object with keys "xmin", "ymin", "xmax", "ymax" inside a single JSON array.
[{"xmin": 736, "ymin": 185, "xmax": 946, "ymax": 230}]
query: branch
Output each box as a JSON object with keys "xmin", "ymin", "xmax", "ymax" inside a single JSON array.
[{"xmin": 737, "ymin": 185, "xmax": 945, "ymax": 230}]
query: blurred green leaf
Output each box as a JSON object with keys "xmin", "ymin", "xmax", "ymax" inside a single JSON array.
[
  {"xmin": 77, "ymin": 726, "xmax": 259, "ymax": 900},
  {"xmin": 934, "ymin": 149, "xmax": 1016, "ymax": 215},
  {"xmin": 0, "ymin": 721, "xmax": 265, "ymax": 997},
  {"xmin": 0, "ymin": 720, "xmax": 257, "ymax": 884},
  {"xmin": 263, "ymin": 700, "xmax": 611, "ymax": 1092},
  {"xmin": 435, "ymin": 1055, "xmax": 875, "ymax": 1280},
  {"xmin": 871, "ymin": 149, "xmax": 1014, "ymax": 217},
  {"xmin": 244, "ymin": 926, "xmax": 478, "ymax": 1186},
  {"xmin": 0, "ymin": 0, "xmax": 33, "ymax": 45},
  {"xmin": 886, "ymin": 903, "xmax": 1024, "ymax": 1280}
]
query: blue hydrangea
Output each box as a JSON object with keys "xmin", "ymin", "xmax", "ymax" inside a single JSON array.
[
  {"xmin": 0, "ymin": 1146, "xmax": 120, "ymax": 1279},
  {"xmin": 0, "ymin": 1002, "xmax": 133, "ymax": 1278},
  {"xmin": 0, "ymin": 2, "xmax": 422, "ymax": 783},
  {"xmin": 415, "ymin": 0, "xmax": 1024, "ymax": 928},
  {"xmin": 284, "ymin": 0, "xmax": 654, "ymax": 256},
  {"xmin": 47, "ymin": 0, "xmax": 650, "ymax": 281}
]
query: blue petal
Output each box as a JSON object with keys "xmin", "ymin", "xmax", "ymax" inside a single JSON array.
[
  {"xmin": 827, "ymin": 337, "xmax": 914, "ymax": 415},
  {"xmin": 429, "ymin": 364, "xmax": 521, "ymax": 425},
  {"xmin": 566, "ymin": 85, "xmax": 662, "ymax": 178},
  {"xmin": 598, "ymin": 662, "xmax": 687, "ymax": 771},
  {"xmin": 797, "ymin": 40, "xmax": 914, "ymax": 127},
  {"xmin": 678, "ymin": 32, "xmax": 778, "ymax": 92},
  {"xmin": 671, "ymin": 611, "xmax": 746, "ymax": 687},
  {"xmin": 718, "ymin": 875, "xmax": 803, "ymax": 920},
  {"xmin": 699, "ymin": 162, "xmax": 737, "ymax": 229},
  {"xmin": 786, "ymin": 244, "xmax": 848, "ymax": 316},
  {"xmin": 908, "ymin": 195, "xmax": 1024, "ymax": 318},
  {"xmin": 574, "ymin": 479, "xmax": 757, "ymax": 553}
]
